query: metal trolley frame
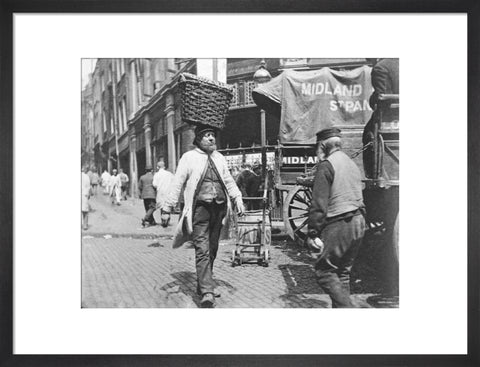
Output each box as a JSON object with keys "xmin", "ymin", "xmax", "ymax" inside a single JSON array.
[{"xmin": 231, "ymin": 174, "xmax": 271, "ymax": 267}]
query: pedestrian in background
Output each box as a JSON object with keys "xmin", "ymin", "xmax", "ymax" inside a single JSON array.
[
  {"xmin": 87, "ymin": 167, "xmax": 93, "ymax": 183},
  {"xmin": 152, "ymin": 160, "xmax": 174, "ymax": 225},
  {"xmin": 138, "ymin": 165, "xmax": 157, "ymax": 227},
  {"xmin": 118, "ymin": 168, "xmax": 129, "ymax": 201},
  {"xmin": 306, "ymin": 127, "xmax": 366, "ymax": 308},
  {"xmin": 101, "ymin": 169, "xmax": 111, "ymax": 195},
  {"xmin": 236, "ymin": 163, "xmax": 260, "ymax": 210},
  {"xmin": 90, "ymin": 167, "xmax": 100, "ymax": 195},
  {"xmin": 161, "ymin": 124, "xmax": 245, "ymax": 308},
  {"xmin": 110, "ymin": 169, "xmax": 122, "ymax": 205},
  {"xmin": 81, "ymin": 166, "xmax": 91, "ymax": 230},
  {"xmin": 230, "ymin": 165, "xmax": 240, "ymax": 181}
]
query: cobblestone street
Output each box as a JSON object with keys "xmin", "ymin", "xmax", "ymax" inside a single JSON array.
[{"xmin": 82, "ymin": 192, "xmax": 398, "ymax": 308}]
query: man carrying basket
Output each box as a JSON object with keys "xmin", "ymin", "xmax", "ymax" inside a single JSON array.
[{"xmin": 160, "ymin": 124, "xmax": 245, "ymax": 308}]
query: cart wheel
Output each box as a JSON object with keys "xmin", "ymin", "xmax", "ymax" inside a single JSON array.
[{"xmin": 283, "ymin": 185, "xmax": 312, "ymax": 243}]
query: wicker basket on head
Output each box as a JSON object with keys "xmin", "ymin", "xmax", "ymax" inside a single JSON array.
[{"xmin": 179, "ymin": 73, "xmax": 234, "ymax": 129}]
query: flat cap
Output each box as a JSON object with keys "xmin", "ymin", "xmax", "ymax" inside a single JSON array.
[
  {"xmin": 194, "ymin": 124, "xmax": 217, "ymax": 138},
  {"xmin": 316, "ymin": 127, "xmax": 341, "ymax": 142}
]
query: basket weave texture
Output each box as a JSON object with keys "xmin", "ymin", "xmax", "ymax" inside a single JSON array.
[{"xmin": 179, "ymin": 73, "xmax": 233, "ymax": 129}]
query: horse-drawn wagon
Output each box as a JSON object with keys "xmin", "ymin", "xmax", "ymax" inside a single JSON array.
[
  {"xmin": 252, "ymin": 64, "xmax": 399, "ymax": 264},
  {"xmin": 220, "ymin": 62, "xmax": 399, "ymax": 269}
]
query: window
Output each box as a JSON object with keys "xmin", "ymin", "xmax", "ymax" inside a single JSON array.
[
  {"xmin": 122, "ymin": 97, "xmax": 128, "ymax": 132},
  {"xmin": 162, "ymin": 117, "xmax": 167, "ymax": 136},
  {"xmin": 244, "ymin": 80, "xmax": 256, "ymax": 106},
  {"xmin": 102, "ymin": 111, "xmax": 107, "ymax": 133},
  {"xmin": 118, "ymin": 102, "xmax": 124, "ymax": 134},
  {"xmin": 168, "ymin": 59, "xmax": 176, "ymax": 73},
  {"xmin": 116, "ymin": 59, "xmax": 121, "ymax": 81},
  {"xmin": 120, "ymin": 59, "xmax": 125, "ymax": 75},
  {"xmin": 230, "ymin": 83, "xmax": 239, "ymax": 108},
  {"xmin": 143, "ymin": 59, "xmax": 152, "ymax": 97},
  {"xmin": 118, "ymin": 97, "xmax": 127, "ymax": 134}
]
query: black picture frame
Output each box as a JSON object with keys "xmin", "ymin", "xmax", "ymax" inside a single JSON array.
[{"xmin": 1, "ymin": 1, "xmax": 479, "ymax": 366}]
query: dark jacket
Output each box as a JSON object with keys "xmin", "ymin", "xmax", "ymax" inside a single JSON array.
[
  {"xmin": 369, "ymin": 58, "xmax": 399, "ymax": 108},
  {"xmin": 138, "ymin": 172, "xmax": 156, "ymax": 200},
  {"xmin": 236, "ymin": 169, "xmax": 261, "ymax": 197}
]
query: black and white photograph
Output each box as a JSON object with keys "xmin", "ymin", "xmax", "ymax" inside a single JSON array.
[
  {"xmin": 8, "ymin": 11, "xmax": 473, "ymax": 361},
  {"xmin": 81, "ymin": 57, "xmax": 399, "ymax": 309}
]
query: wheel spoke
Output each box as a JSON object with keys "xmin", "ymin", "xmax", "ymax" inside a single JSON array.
[
  {"xmin": 293, "ymin": 193, "xmax": 309, "ymax": 205},
  {"xmin": 288, "ymin": 213, "xmax": 309, "ymax": 220},
  {"xmin": 305, "ymin": 189, "xmax": 312, "ymax": 201},
  {"xmin": 293, "ymin": 218, "xmax": 309, "ymax": 233},
  {"xmin": 289, "ymin": 204, "xmax": 308, "ymax": 211}
]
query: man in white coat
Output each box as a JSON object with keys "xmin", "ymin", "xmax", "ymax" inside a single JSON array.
[
  {"xmin": 152, "ymin": 160, "xmax": 174, "ymax": 225},
  {"xmin": 101, "ymin": 169, "xmax": 111, "ymax": 195},
  {"xmin": 161, "ymin": 124, "xmax": 245, "ymax": 308},
  {"xmin": 109, "ymin": 169, "xmax": 122, "ymax": 205}
]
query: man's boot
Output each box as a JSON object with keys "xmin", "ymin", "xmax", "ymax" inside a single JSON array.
[
  {"xmin": 200, "ymin": 293, "xmax": 215, "ymax": 308},
  {"xmin": 197, "ymin": 285, "xmax": 220, "ymax": 298}
]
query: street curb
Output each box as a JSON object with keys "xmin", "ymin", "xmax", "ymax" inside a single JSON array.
[
  {"xmin": 82, "ymin": 232, "xmax": 174, "ymax": 240},
  {"xmin": 82, "ymin": 232, "xmax": 291, "ymax": 241}
]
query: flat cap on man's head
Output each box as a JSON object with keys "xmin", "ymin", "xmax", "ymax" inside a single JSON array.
[
  {"xmin": 194, "ymin": 124, "xmax": 217, "ymax": 138},
  {"xmin": 316, "ymin": 127, "xmax": 342, "ymax": 142},
  {"xmin": 193, "ymin": 124, "xmax": 218, "ymax": 147}
]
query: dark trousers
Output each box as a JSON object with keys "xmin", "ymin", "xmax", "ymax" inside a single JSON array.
[
  {"xmin": 192, "ymin": 201, "xmax": 227, "ymax": 296},
  {"xmin": 315, "ymin": 214, "xmax": 366, "ymax": 308},
  {"xmin": 143, "ymin": 198, "xmax": 157, "ymax": 224},
  {"xmin": 121, "ymin": 185, "xmax": 128, "ymax": 200}
]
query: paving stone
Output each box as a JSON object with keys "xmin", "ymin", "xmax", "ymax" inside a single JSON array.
[{"xmin": 81, "ymin": 193, "xmax": 397, "ymax": 308}]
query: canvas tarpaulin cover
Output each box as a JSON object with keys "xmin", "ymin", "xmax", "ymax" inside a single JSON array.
[{"xmin": 252, "ymin": 66, "xmax": 374, "ymax": 144}]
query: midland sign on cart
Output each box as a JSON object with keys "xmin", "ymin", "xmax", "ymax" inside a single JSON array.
[{"xmin": 253, "ymin": 66, "xmax": 374, "ymax": 144}]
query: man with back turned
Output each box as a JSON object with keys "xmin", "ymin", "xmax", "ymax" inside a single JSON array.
[{"xmin": 306, "ymin": 127, "xmax": 366, "ymax": 308}]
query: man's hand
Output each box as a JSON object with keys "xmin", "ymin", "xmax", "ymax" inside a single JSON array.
[
  {"xmin": 236, "ymin": 199, "xmax": 245, "ymax": 217},
  {"xmin": 160, "ymin": 213, "xmax": 170, "ymax": 228},
  {"xmin": 160, "ymin": 209, "xmax": 171, "ymax": 228},
  {"xmin": 305, "ymin": 237, "xmax": 324, "ymax": 254}
]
